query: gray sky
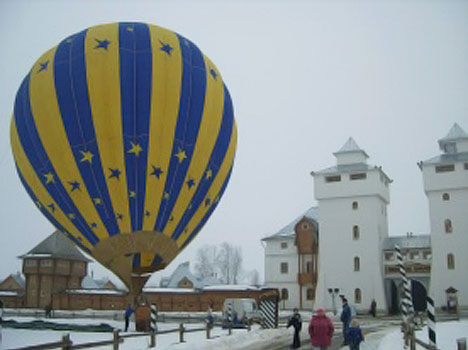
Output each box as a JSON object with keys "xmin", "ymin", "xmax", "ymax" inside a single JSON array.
[{"xmin": 0, "ymin": 0, "xmax": 467, "ymax": 287}]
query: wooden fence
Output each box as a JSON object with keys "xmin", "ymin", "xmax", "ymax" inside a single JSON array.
[{"xmin": 5, "ymin": 322, "xmax": 251, "ymax": 350}]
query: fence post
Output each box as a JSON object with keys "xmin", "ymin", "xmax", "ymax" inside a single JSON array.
[
  {"xmin": 179, "ymin": 323, "xmax": 185, "ymax": 343},
  {"xmin": 228, "ymin": 323, "xmax": 232, "ymax": 336},
  {"xmin": 113, "ymin": 328, "xmax": 120, "ymax": 350},
  {"xmin": 151, "ymin": 304, "xmax": 158, "ymax": 332},
  {"xmin": 150, "ymin": 331, "xmax": 156, "ymax": 348},
  {"xmin": 457, "ymin": 338, "xmax": 467, "ymax": 350},
  {"xmin": 61, "ymin": 333, "xmax": 71, "ymax": 350}
]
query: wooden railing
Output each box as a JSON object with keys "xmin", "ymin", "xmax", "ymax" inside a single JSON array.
[{"xmin": 5, "ymin": 322, "xmax": 249, "ymax": 350}]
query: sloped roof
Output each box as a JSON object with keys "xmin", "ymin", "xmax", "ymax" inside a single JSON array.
[
  {"xmin": 165, "ymin": 262, "xmax": 201, "ymax": 289},
  {"xmin": 382, "ymin": 235, "xmax": 431, "ymax": 250},
  {"xmin": 20, "ymin": 230, "xmax": 91, "ymax": 262},
  {"xmin": 262, "ymin": 206, "xmax": 319, "ymax": 241},
  {"xmin": 12, "ymin": 273, "xmax": 25, "ymax": 288},
  {"xmin": 439, "ymin": 123, "xmax": 468, "ymax": 142},
  {"xmin": 334, "ymin": 137, "xmax": 369, "ymax": 157},
  {"xmin": 422, "ymin": 152, "xmax": 468, "ymax": 165}
]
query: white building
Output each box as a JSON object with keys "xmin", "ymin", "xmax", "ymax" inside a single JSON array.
[
  {"xmin": 312, "ymin": 138, "xmax": 391, "ymax": 313},
  {"xmin": 420, "ymin": 123, "xmax": 468, "ymax": 309}
]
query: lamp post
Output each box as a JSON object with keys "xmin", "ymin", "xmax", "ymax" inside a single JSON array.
[{"xmin": 327, "ymin": 288, "xmax": 340, "ymax": 315}]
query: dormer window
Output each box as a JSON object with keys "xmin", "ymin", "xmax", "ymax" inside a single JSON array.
[{"xmin": 350, "ymin": 173, "xmax": 367, "ymax": 180}]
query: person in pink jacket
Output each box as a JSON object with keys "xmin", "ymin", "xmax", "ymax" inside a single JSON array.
[{"xmin": 308, "ymin": 308, "xmax": 335, "ymax": 350}]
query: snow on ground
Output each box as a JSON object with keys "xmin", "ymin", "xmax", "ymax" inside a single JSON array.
[{"xmin": 378, "ymin": 320, "xmax": 468, "ymax": 350}]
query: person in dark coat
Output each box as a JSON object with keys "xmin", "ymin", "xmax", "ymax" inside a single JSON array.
[
  {"xmin": 347, "ymin": 318, "xmax": 364, "ymax": 350},
  {"xmin": 308, "ymin": 308, "xmax": 334, "ymax": 349},
  {"xmin": 287, "ymin": 308, "xmax": 302, "ymax": 349},
  {"xmin": 124, "ymin": 304, "xmax": 135, "ymax": 332},
  {"xmin": 369, "ymin": 299, "xmax": 376, "ymax": 318},
  {"xmin": 340, "ymin": 298, "xmax": 351, "ymax": 345}
]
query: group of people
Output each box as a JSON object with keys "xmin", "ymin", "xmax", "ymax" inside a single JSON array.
[{"xmin": 287, "ymin": 298, "xmax": 365, "ymax": 350}]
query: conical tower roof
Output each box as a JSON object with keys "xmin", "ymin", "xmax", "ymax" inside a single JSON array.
[
  {"xmin": 334, "ymin": 137, "xmax": 369, "ymax": 157},
  {"xmin": 19, "ymin": 230, "xmax": 91, "ymax": 262},
  {"xmin": 439, "ymin": 123, "xmax": 468, "ymax": 142}
]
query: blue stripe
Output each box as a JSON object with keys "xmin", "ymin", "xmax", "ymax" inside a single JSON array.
[
  {"xmin": 172, "ymin": 85, "xmax": 234, "ymax": 240},
  {"xmin": 14, "ymin": 75, "xmax": 99, "ymax": 245},
  {"xmin": 119, "ymin": 22, "xmax": 152, "ymax": 232},
  {"xmin": 15, "ymin": 164, "xmax": 91, "ymax": 253},
  {"xmin": 152, "ymin": 254, "xmax": 163, "ymax": 267},
  {"xmin": 181, "ymin": 166, "xmax": 233, "ymax": 249},
  {"xmin": 132, "ymin": 253, "xmax": 141, "ymax": 268},
  {"xmin": 54, "ymin": 29, "xmax": 120, "ymax": 236},
  {"xmin": 155, "ymin": 35, "xmax": 207, "ymax": 232}
]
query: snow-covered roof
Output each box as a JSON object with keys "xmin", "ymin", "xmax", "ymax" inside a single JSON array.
[
  {"xmin": 439, "ymin": 123, "xmax": 468, "ymax": 142},
  {"xmin": 262, "ymin": 206, "xmax": 318, "ymax": 241},
  {"xmin": 422, "ymin": 152, "xmax": 468, "ymax": 165},
  {"xmin": 19, "ymin": 231, "xmax": 91, "ymax": 262},
  {"xmin": 143, "ymin": 287, "xmax": 197, "ymax": 294},
  {"xmin": 313, "ymin": 163, "xmax": 372, "ymax": 175},
  {"xmin": 382, "ymin": 235, "xmax": 431, "ymax": 250},
  {"xmin": 81, "ymin": 276, "xmax": 100, "ymax": 289},
  {"xmin": 202, "ymin": 285, "xmax": 260, "ymax": 291},
  {"xmin": 163, "ymin": 262, "xmax": 202, "ymax": 289},
  {"xmin": 64, "ymin": 289, "xmax": 125, "ymax": 295},
  {"xmin": 12, "ymin": 273, "xmax": 25, "ymax": 288},
  {"xmin": 0, "ymin": 290, "xmax": 21, "ymax": 296},
  {"xmin": 336, "ymin": 137, "xmax": 365, "ymax": 154}
]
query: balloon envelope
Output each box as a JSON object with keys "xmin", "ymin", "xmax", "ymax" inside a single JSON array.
[{"xmin": 10, "ymin": 22, "xmax": 237, "ymax": 292}]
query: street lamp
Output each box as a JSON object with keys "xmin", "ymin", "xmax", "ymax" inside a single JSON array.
[{"xmin": 327, "ymin": 288, "xmax": 340, "ymax": 315}]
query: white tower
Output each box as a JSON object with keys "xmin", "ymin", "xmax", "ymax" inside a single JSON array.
[
  {"xmin": 420, "ymin": 123, "xmax": 468, "ymax": 309},
  {"xmin": 312, "ymin": 138, "xmax": 390, "ymax": 312}
]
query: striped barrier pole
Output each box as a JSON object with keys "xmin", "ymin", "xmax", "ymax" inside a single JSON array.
[
  {"xmin": 426, "ymin": 296, "xmax": 436, "ymax": 347},
  {"xmin": 151, "ymin": 303, "xmax": 158, "ymax": 332},
  {"xmin": 395, "ymin": 244, "xmax": 413, "ymax": 324},
  {"xmin": 259, "ymin": 298, "xmax": 277, "ymax": 329}
]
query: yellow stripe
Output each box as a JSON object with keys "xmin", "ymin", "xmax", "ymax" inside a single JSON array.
[
  {"xmin": 140, "ymin": 252, "xmax": 154, "ymax": 267},
  {"xmin": 11, "ymin": 119, "xmax": 93, "ymax": 250},
  {"xmin": 163, "ymin": 55, "xmax": 224, "ymax": 235},
  {"xmin": 28, "ymin": 48, "xmax": 108, "ymax": 241},
  {"xmin": 85, "ymin": 23, "xmax": 131, "ymax": 233},
  {"xmin": 142, "ymin": 25, "xmax": 183, "ymax": 232},
  {"xmin": 176, "ymin": 121, "xmax": 237, "ymax": 246}
]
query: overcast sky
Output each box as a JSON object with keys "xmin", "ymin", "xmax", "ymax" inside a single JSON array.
[{"xmin": 0, "ymin": 0, "xmax": 467, "ymax": 287}]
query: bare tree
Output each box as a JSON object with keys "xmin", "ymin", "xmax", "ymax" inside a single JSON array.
[
  {"xmin": 194, "ymin": 244, "xmax": 218, "ymax": 279},
  {"xmin": 216, "ymin": 242, "xmax": 243, "ymax": 284}
]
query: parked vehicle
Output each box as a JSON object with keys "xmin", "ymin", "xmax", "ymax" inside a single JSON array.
[{"xmin": 222, "ymin": 298, "xmax": 262, "ymax": 328}]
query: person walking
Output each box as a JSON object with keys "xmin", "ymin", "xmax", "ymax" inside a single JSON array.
[
  {"xmin": 340, "ymin": 298, "xmax": 351, "ymax": 346},
  {"xmin": 347, "ymin": 318, "xmax": 364, "ymax": 350},
  {"xmin": 287, "ymin": 308, "xmax": 302, "ymax": 349},
  {"xmin": 308, "ymin": 308, "xmax": 334, "ymax": 350},
  {"xmin": 369, "ymin": 299, "xmax": 376, "ymax": 318},
  {"xmin": 124, "ymin": 304, "xmax": 135, "ymax": 332}
]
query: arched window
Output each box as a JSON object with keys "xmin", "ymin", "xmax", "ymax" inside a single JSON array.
[
  {"xmin": 447, "ymin": 254, "xmax": 455, "ymax": 270},
  {"xmin": 353, "ymin": 225, "xmax": 360, "ymax": 240},
  {"xmin": 354, "ymin": 288, "xmax": 362, "ymax": 304},
  {"xmin": 281, "ymin": 288, "xmax": 289, "ymax": 300},
  {"xmin": 354, "ymin": 257, "xmax": 360, "ymax": 271},
  {"xmin": 352, "ymin": 201, "xmax": 358, "ymax": 210},
  {"xmin": 442, "ymin": 193, "xmax": 450, "ymax": 201},
  {"xmin": 444, "ymin": 219, "xmax": 453, "ymax": 233}
]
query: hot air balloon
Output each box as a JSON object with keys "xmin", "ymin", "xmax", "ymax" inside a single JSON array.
[{"xmin": 10, "ymin": 22, "xmax": 237, "ymax": 294}]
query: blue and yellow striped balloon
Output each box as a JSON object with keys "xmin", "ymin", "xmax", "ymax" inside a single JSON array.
[{"xmin": 10, "ymin": 22, "xmax": 237, "ymax": 292}]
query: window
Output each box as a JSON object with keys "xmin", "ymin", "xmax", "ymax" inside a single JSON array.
[
  {"xmin": 280, "ymin": 262, "xmax": 289, "ymax": 274},
  {"xmin": 435, "ymin": 164, "xmax": 455, "ymax": 173},
  {"xmin": 354, "ymin": 288, "xmax": 362, "ymax": 304},
  {"xmin": 325, "ymin": 175, "xmax": 341, "ymax": 183},
  {"xmin": 354, "ymin": 257, "xmax": 360, "ymax": 272},
  {"xmin": 306, "ymin": 261, "xmax": 313, "ymax": 273},
  {"xmin": 384, "ymin": 252, "xmax": 394, "ymax": 261},
  {"xmin": 353, "ymin": 225, "xmax": 360, "ymax": 240},
  {"xmin": 423, "ymin": 251, "xmax": 432, "ymax": 260},
  {"xmin": 280, "ymin": 242, "xmax": 288, "ymax": 249},
  {"xmin": 25, "ymin": 259, "xmax": 37, "ymax": 266},
  {"xmin": 302, "ymin": 223, "xmax": 309, "ymax": 230},
  {"xmin": 306, "ymin": 288, "xmax": 315, "ymax": 300},
  {"xmin": 350, "ymin": 173, "xmax": 367, "ymax": 180},
  {"xmin": 442, "ymin": 193, "xmax": 450, "ymax": 201},
  {"xmin": 409, "ymin": 251, "xmax": 420, "ymax": 260},
  {"xmin": 352, "ymin": 201, "xmax": 358, "ymax": 210},
  {"xmin": 40, "ymin": 259, "xmax": 52, "ymax": 267},
  {"xmin": 281, "ymin": 288, "xmax": 289, "ymax": 300},
  {"xmin": 444, "ymin": 219, "xmax": 453, "ymax": 233},
  {"xmin": 447, "ymin": 254, "xmax": 455, "ymax": 270}
]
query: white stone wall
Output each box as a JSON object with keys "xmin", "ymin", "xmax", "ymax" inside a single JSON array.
[{"xmin": 423, "ymin": 161, "xmax": 468, "ymax": 308}]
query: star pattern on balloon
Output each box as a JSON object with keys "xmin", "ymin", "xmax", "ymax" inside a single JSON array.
[
  {"xmin": 205, "ymin": 169, "xmax": 213, "ymax": 180},
  {"xmin": 205, "ymin": 198, "xmax": 211, "ymax": 207},
  {"xmin": 93, "ymin": 197, "xmax": 102, "ymax": 205},
  {"xmin": 90, "ymin": 222, "xmax": 98, "ymax": 228},
  {"xmin": 95, "ymin": 39, "xmax": 111, "ymax": 50},
  {"xmin": 38, "ymin": 61, "xmax": 49, "ymax": 73},
  {"xmin": 44, "ymin": 172, "xmax": 55, "ymax": 184},
  {"xmin": 80, "ymin": 150, "xmax": 93, "ymax": 163},
  {"xmin": 109, "ymin": 168, "xmax": 121, "ymax": 180},
  {"xmin": 150, "ymin": 165, "xmax": 163, "ymax": 179},
  {"xmin": 186, "ymin": 178, "xmax": 195, "ymax": 189},
  {"xmin": 129, "ymin": 191, "xmax": 136, "ymax": 198},
  {"xmin": 145, "ymin": 210, "xmax": 150, "ymax": 217},
  {"xmin": 116, "ymin": 213, "xmax": 124, "ymax": 221},
  {"xmin": 48, "ymin": 203, "xmax": 55, "ymax": 212},
  {"xmin": 68, "ymin": 180, "xmax": 81, "ymax": 192},
  {"xmin": 67, "ymin": 213, "xmax": 76, "ymax": 220},
  {"xmin": 174, "ymin": 148, "xmax": 187, "ymax": 163},
  {"xmin": 210, "ymin": 68, "xmax": 218, "ymax": 80},
  {"xmin": 128, "ymin": 141, "xmax": 143, "ymax": 157},
  {"xmin": 159, "ymin": 40, "xmax": 173, "ymax": 55},
  {"xmin": 163, "ymin": 192, "xmax": 170, "ymax": 200}
]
